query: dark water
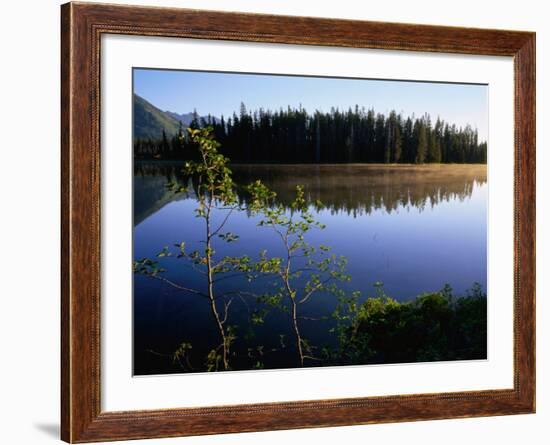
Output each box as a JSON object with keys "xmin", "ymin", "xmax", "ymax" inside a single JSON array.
[{"xmin": 133, "ymin": 162, "xmax": 487, "ymax": 375}]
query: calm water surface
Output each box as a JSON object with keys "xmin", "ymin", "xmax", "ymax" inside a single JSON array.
[{"xmin": 133, "ymin": 163, "xmax": 487, "ymax": 374}]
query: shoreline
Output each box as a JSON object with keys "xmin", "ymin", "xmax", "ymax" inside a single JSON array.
[{"xmin": 135, "ymin": 159, "xmax": 487, "ymax": 168}]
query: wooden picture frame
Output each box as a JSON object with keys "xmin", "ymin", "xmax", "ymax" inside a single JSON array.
[{"xmin": 61, "ymin": 2, "xmax": 535, "ymax": 442}]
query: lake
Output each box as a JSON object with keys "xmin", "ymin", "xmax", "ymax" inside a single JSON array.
[{"xmin": 133, "ymin": 163, "xmax": 487, "ymax": 374}]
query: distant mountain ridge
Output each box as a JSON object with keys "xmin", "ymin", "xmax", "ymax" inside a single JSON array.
[
  {"xmin": 133, "ymin": 93, "xmax": 218, "ymax": 140},
  {"xmin": 164, "ymin": 111, "xmax": 196, "ymax": 126},
  {"xmin": 164, "ymin": 111, "xmax": 219, "ymax": 126}
]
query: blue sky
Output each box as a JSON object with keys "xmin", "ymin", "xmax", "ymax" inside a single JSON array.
[{"xmin": 134, "ymin": 68, "xmax": 488, "ymax": 141}]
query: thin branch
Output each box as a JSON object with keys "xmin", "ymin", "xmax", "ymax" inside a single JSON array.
[
  {"xmin": 216, "ymin": 290, "xmax": 259, "ymax": 300},
  {"xmin": 216, "ymin": 205, "xmax": 244, "ymax": 211},
  {"xmin": 221, "ymin": 297, "xmax": 234, "ymax": 325},
  {"xmin": 211, "ymin": 207, "xmax": 235, "ymax": 237},
  {"xmin": 298, "ymin": 276, "xmax": 334, "ymax": 304},
  {"xmin": 303, "ymin": 355, "xmax": 323, "ymax": 362},
  {"xmin": 235, "ymin": 292, "xmax": 252, "ymax": 317},
  {"xmin": 212, "ymin": 273, "xmax": 244, "ymax": 284},
  {"xmin": 145, "ymin": 349, "xmax": 171, "ymax": 358},
  {"xmin": 298, "ymin": 316, "xmax": 324, "ymax": 321},
  {"xmin": 291, "ymin": 266, "xmax": 317, "ymax": 274},
  {"xmin": 212, "ymin": 270, "xmax": 273, "ymax": 285},
  {"xmin": 148, "ymin": 274, "xmax": 208, "ymax": 298}
]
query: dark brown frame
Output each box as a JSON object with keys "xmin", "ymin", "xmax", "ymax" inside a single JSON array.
[{"xmin": 61, "ymin": 2, "xmax": 536, "ymax": 442}]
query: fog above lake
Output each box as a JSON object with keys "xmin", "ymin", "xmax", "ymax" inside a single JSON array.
[{"xmin": 134, "ymin": 163, "xmax": 487, "ymax": 226}]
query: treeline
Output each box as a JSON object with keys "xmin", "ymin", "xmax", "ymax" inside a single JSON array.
[{"xmin": 134, "ymin": 104, "xmax": 487, "ymax": 164}]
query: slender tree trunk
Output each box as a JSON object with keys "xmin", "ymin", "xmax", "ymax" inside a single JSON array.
[
  {"xmin": 283, "ymin": 255, "xmax": 304, "ymax": 367},
  {"xmin": 290, "ymin": 298, "xmax": 304, "ymax": 367},
  {"xmin": 205, "ymin": 200, "xmax": 229, "ymax": 370}
]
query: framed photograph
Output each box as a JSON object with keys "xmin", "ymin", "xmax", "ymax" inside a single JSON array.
[{"xmin": 61, "ymin": 2, "xmax": 535, "ymax": 442}]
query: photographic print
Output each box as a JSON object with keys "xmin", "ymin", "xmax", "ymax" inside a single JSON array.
[
  {"xmin": 61, "ymin": 6, "xmax": 535, "ymax": 440},
  {"xmin": 132, "ymin": 69, "xmax": 488, "ymax": 375}
]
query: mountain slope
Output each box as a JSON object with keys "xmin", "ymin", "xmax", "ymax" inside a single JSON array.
[
  {"xmin": 133, "ymin": 94, "xmax": 180, "ymax": 140},
  {"xmin": 164, "ymin": 111, "xmax": 196, "ymax": 126}
]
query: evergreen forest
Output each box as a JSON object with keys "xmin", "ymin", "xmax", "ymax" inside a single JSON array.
[{"xmin": 134, "ymin": 104, "xmax": 487, "ymax": 164}]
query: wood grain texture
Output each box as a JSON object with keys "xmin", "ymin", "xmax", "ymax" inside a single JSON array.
[{"xmin": 60, "ymin": 2, "xmax": 536, "ymax": 442}]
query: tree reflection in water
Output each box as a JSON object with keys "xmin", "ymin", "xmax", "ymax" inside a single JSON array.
[{"xmin": 134, "ymin": 162, "xmax": 487, "ymax": 226}]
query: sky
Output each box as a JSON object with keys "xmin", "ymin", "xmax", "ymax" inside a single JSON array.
[{"xmin": 134, "ymin": 68, "xmax": 488, "ymax": 142}]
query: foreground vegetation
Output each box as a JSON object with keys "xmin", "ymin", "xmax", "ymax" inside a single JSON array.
[{"xmin": 331, "ymin": 283, "xmax": 487, "ymax": 365}]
